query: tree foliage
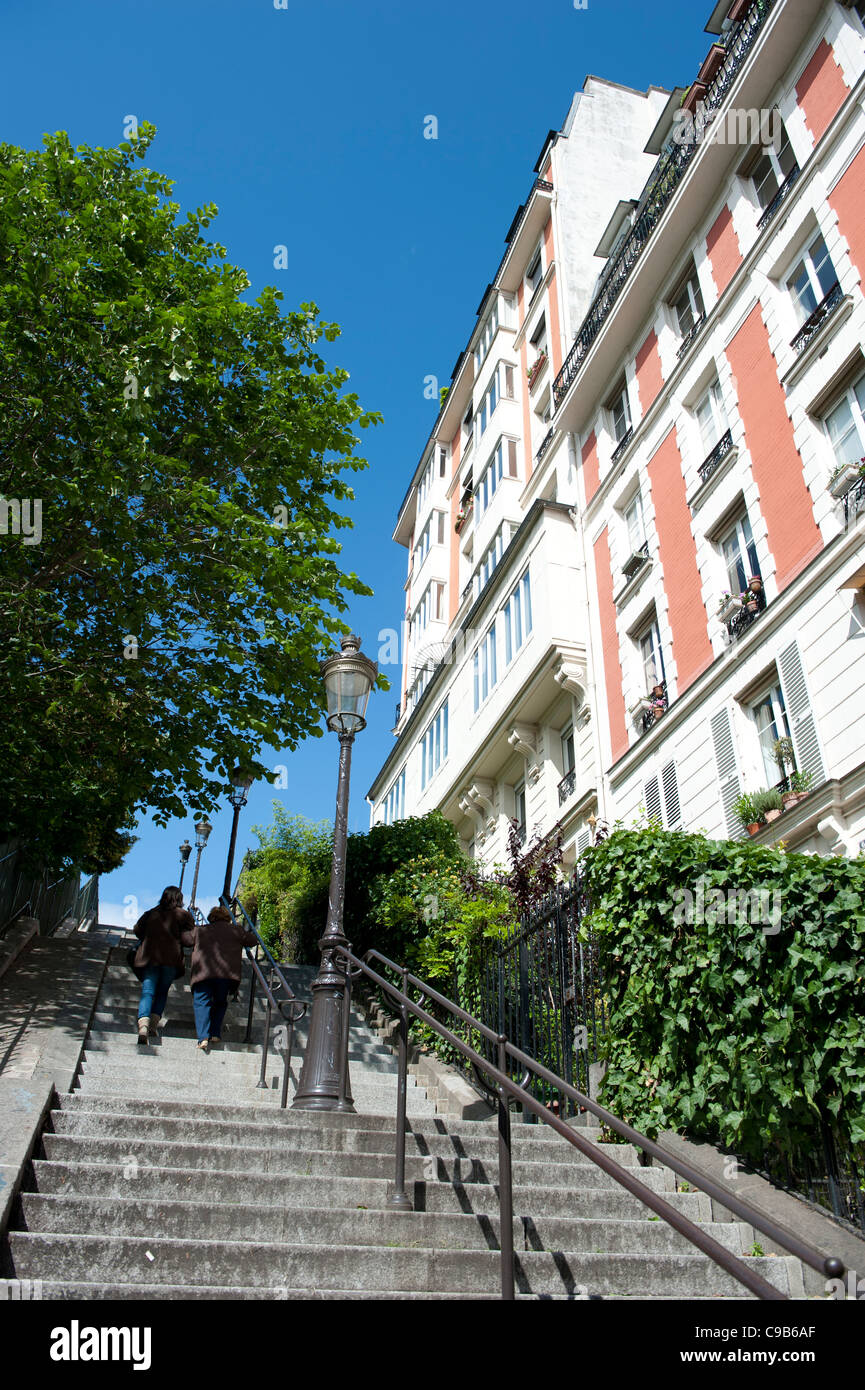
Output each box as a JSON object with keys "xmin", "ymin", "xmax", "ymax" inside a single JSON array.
[
  {"xmin": 0, "ymin": 126, "xmax": 381, "ymax": 872},
  {"xmin": 580, "ymin": 827, "xmax": 865, "ymax": 1160}
]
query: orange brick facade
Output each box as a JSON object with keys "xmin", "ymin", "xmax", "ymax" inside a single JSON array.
[
  {"xmin": 646, "ymin": 430, "xmax": 713, "ymax": 693},
  {"xmin": 582, "ymin": 430, "xmax": 600, "ymax": 502},
  {"xmin": 829, "ymin": 141, "xmax": 865, "ymax": 288},
  {"xmin": 635, "ymin": 329, "xmax": 664, "ymax": 416},
  {"xmin": 726, "ymin": 305, "xmax": 823, "ymax": 591},
  {"xmin": 593, "ymin": 527, "xmax": 628, "ymax": 763},
  {"xmin": 705, "ymin": 205, "xmax": 742, "ymax": 298},
  {"xmin": 796, "ymin": 38, "xmax": 849, "ymax": 145}
]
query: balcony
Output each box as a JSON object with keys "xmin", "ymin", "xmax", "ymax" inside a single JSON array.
[
  {"xmin": 527, "ymin": 352, "xmax": 548, "ymax": 393},
  {"xmin": 756, "ymin": 164, "xmax": 800, "ymax": 232},
  {"xmin": 676, "ymin": 313, "xmax": 707, "ymax": 362},
  {"xmin": 394, "ymin": 701, "xmax": 401, "ymax": 725},
  {"xmin": 536, "ymin": 427, "xmax": 554, "ymax": 465},
  {"xmin": 790, "ymin": 281, "xmax": 843, "ymax": 355},
  {"xmin": 622, "ymin": 540, "xmax": 649, "ymax": 580},
  {"xmin": 726, "ymin": 591, "xmax": 767, "ymax": 642},
  {"xmin": 699, "ymin": 428, "xmax": 734, "ymax": 485},
  {"xmin": 610, "ymin": 427, "xmax": 633, "ymax": 465},
  {"xmin": 843, "ymin": 476, "xmax": 865, "ymax": 529},
  {"xmin": 552, "ymin": 0, "xmax": 777, "ymax": 409},
  {"xmin": 557, "ymin": 768, "xmax": 576, "ymax": 807}
]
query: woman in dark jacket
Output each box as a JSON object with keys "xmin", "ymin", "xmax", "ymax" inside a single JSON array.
[
  {"xmin": 182, "ymin": 905, "xmax": 257, "ymax": 1052},
  {"xmin": 133, "ymin": 886, "xmax": 194, "ymax": 1044}
]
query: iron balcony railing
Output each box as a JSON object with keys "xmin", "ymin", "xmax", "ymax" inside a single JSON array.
[
  {"xmin": 843, "ymin": 476, "xmax": 865, "ymax": 528},
  {"xmin": 552, "ymin": 0, "xmax": 777, "ymax": 409},
  {"xmin": 699, "ymin": 428, "xmax": 734, "ymax": 485},
  {"xmin": 727, "ymin": 592, "xmax": 767, "ymax": 641},
  {"xmin": 756, "ymin": 164, "xmax": 800, "ymax": 231},
  {"xmin": 610, "ymin": 426, "xmax": 633, "ymax": 464},
  {"xmin": 790, "ymin": 280, "xmax": 843, "ymax": 355},
  {"xmin": 622, "ymin": 540, "xmax": 649, "ymax": 580},
  {"xmin": 676, "ymin": 313, "xmax": 707, "ymax": 361},
  {"xmin": 338, "ymin": 942, "xmax": 843, "ymax": 1301},
  {"xmin": 535, "ymin": 427, "xmax": 554, "ymax": 464},
  {"xmin": 557, "ymin": 768, "xmax": 576, "ymax": 806}
]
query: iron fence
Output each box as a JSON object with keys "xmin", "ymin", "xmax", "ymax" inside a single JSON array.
[{"xmin": 0, "ymin": 841, "xmax": 97, "ymax": 938}]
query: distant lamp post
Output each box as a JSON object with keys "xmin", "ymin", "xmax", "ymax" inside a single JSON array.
[
  {"xmin": 293, "ymin": 634, "xmax": 377, "ymax": 1112},
  {"xmin": 178, "ymin": 840, "xmax": 193, "ymax": 894},
  {"xmin": 223, "ymin": 767, "xmax": 254, "ymax": 900},
  {"xmin": 189, "ymin": 818, "xmax": 213, "ymax": 910}
]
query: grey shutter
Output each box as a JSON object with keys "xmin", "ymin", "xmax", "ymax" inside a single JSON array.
[
  {"xmin": 577, "ymin": 829, "xmax": 592, "ymax": 855},
  {"xmin": 778, "ymin": 641, "xmax": 825, "ymax": 784},
  {"xmin": 661, "ymin": 761, "xmax": 682, "ymax": 829},
  {"xmin": 710, "ymin": 707, "xmax": 745, "ymax": 839},
  {"xmin": 645, "ymin": 775, "xmax": 663, "ymax": 824}
]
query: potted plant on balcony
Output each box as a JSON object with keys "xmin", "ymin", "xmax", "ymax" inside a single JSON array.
[
  {"xmin": 828, "ymin": 457, "xmax": 865, "ymax": 499},
  {"xmin": 734, "ymin": 792, "xmax": 763, "ymax": 836},
  {"xmin": 649, "ymin": 683, "xmax": 667, "ymax": 721},
  {"xmin": 772, "ymin": 736, "xmax": 798, "ymax": 808},
  {"xmin": 717, "ymin": 590, "xmax": 742, "ymax": 622},
  {"xmin": 790, "ymin": 769, "xmax": 814, "ymax": 803},
  {"xmin": 753, "ymin": 788, "xmax": 783, "ymax": 824},
  {"xmin": 743, "ymin": 575, "xmax": 765, "ymax": 614}
]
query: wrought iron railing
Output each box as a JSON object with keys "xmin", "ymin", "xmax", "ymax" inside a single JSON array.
[
  {"xmin": 843, "ymin": 476, "xmax": 865, "ymax": 527},
  {"xmin": 726, "ymin": 593, "xmax": 766, "ymax": 641},
  {"xmin": 753, "ymin": 1123, "xmax": 865, "ymax": 1235},
  {"xmin": 699, "ymin": 428, "xmax": 734, "ymax": 485},
  {"xmin": 0, "ymin": 844, "xmax": 97, "ymax": 939},
  {"xmin": 552, "ymin": 0, "xmax": 777, "ymax": 408},
  {"xmin": 535, "ymin": 427, "xmax": 554, "ymax": 464},
  {"xmin": 622, "ymin": 540, "xmax": 649, "ymax": 579},
  {"xmin": 557, "ymin": 768, "xmax": 576, "ymax": 806},
  {"xmin": 790, "ymin": 280, "xmax": 843, "ymax": 355},
  {"xmin": 676, "ymin": 313, "xmax": 707, "ymax": 361},
  {"xmin": 756, "ymin": 164, "xmax": 800, "ymax": 231},
  {"xmin": 610, "ymin": 426, "xmax": 633, "ymax": 465}
]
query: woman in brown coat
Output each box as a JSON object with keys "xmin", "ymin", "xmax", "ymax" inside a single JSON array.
[
  {"xmin": 132, "ymin": 886, "xmax": 195, "ymax": 1044},
  {"xmin": 182, "ymin": 905, "xmax": 257, "ymax": 1052}
]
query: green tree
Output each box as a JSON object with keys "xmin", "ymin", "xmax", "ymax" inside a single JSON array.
[{"xmin": 0, "ymin": 126, "xmax": 382, "ymax": 873}]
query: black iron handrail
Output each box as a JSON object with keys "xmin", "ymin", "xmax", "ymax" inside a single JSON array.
[
  {"xmin": 337, "ymin": 944, "xmax": 843, "ymax": 1301},
  {"xmin": 699, "ymin": 428, "xmax": 734, "ymax": 485},
  {"xmin": 790, "ymin": 280, "xmax": 843, "ymax": 355},
  {"xmin": 756, "ymin": 164, "xmax": 800, "ymax": 231},
  {"xmin": 610, "ymin": 426, "xmax": 633, "ymax": 464},
  {"xmin": 676, "ymin": 313, "xmax": 706, "ymax": 361}
]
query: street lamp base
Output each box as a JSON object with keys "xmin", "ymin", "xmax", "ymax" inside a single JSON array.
[
  {"xmin": 291, "ymin": 1093, "xmax": 356, "ymax": 1114},
  {"xmin": 386, "ymin": 1193, "xmax": 413, "ymax": 1211}
]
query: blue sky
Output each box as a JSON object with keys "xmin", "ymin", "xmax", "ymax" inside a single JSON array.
[{"xmin": 3, "ymin": 0, "xmax": 709, "ymax": 925}]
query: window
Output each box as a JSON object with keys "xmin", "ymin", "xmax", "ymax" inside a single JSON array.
[
  {"xmin": 721, "ymin": 513, "xmax": 760, "ymax": 595},
  {"xmin": 382, "ymin": 770, "xmax": 406, "ymax": 826},
  {"xmin": 474, "ymin": 301, "xmax": 500, "ymax": 372},
  {"xmin": 413, "ymin": 510, "xmax": 446, "ymax": 570},
  {"xmin": 672, "ymin": 266, "xmax": 705, "ymax": 337},
  {"xmin": 411, "ymin": 580, "xmax": 445, "ymax": 641},
  {"xmin": 438, "ymin": 446, "xmax": 448, "ymax": 479},
  {"xmin": 472, "ymin": 624, "xmax": 498, "ymax": 710},
  {"xmin": 475, "ymin": 438, "xmax": 518, "ymax": 519},
  {"xmin": 501, "ymin": 362, "xmax": 515, "ymax": 400},
  {"xmin": 462, "ymin": 405, "xmax": 474, "ymax": 455},
  {"xmin": 526, "ymin": 248, "xmax": 543, "ymax": 301},
  {"xmin": 608, "ymin": 380, "xmax": 632, "ymax": 445},
  {"xmin": 644, "ymin": 762, "xmax": 682, "ymax": 829},
  {"xmin": 421, "ymin": 699, "xmax": 448, "ymax": 789},
  {"xmin": 476, "ymin": 524, "xmax": 507, "ymax": 596},
  {"xmin": 624, "ymin": 493, "xmax": 646, "ymax": 556},
  {"xmin": 639, "ymin": 617, "xmax": 666, "ymax": 693},
  {"xmin": 750, "ymin": 683, "xmax": 792, "ymax": 787},
  {"xmin": 416, "ymin": 454, "xmax": 434, "ymax": 509},
  {"xmin": 746, "ymin": 122, "xmax": 797, "ymax": 213},
  {"xmin": 787, "ymin": 233, "xmax": 838, "ymax": 324},
  {"xmin": 530, "ymin": 315, "xmax": 548, "ymax": 363},
  {"xmin": 514, "ymin": 781, "xmax": 527, "ymax": 841},
  {"xmin": 561, "ymin": 725, "xmax": 575, "ymax": 776},
  {"xmin": 695, "ymin": 379, "xmax": 729, "ymax": 455},
  {"xmin": 477, "ymin": 373, "xmax": 498, "ymax": 443},
  {"xmin": 824, "ymin": 370, "xmax": 865, "ymax": 469},
  {"xmin": 504, "ymin": 569, "xmax": 532, "ymax": 664}
]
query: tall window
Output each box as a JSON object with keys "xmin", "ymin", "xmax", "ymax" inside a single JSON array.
[
  {"xmin": 624, "ymin": 492, "xmax": 646, "ymax": 555},
  {"xmin": 787, "ymin": 233, "xmax": 838, "ymax": 324},
  {"xmin": 639, "ymin": 617, "xmax": 665, "ymax": 692},
  {"xmin": 526, "ymin": 248, "xmax": 543, "ymax": 301},
  {"xmin": 421, "ymin": 700, "xmax": 449, "ymax": 790},
  {"xmin": 413, "ymin": 510, "xmax": 446, "ymax": 570},
  {"xmin": 411, "ymin": 580, "xmax": 445, "ymax": 641},
  {"xmin": 608, "ymin": 380, "xmax": 632, "ymax": 445},
  {"xmin": 530, "ymin": 315, "xmax": 548, "ymax": 363},
  {"xmin": 416, "ymin": 455, "xmax": 434, "ymax": 509},
  {"xmin": 721, "ymin": 513, "xmax": 760, "ymax": 595},
  {"xmin": 476, "ymin": 524, "xmax": 507, "ymax": 596},
  {"xmin": 514, "ymin": 781, "xmax": 527, "ymax": 841},
  {"xmin": 746, "ymin": 122, "xmax": 797, "ymax": 214},
  {"xmin": 824, "ymin": 371, "xmax": 865, "ymax": 467},
  {"xmin": 472, "ymin": 624, "xmax": 498, "ymax": 711},
  {"xmin": 504, "ymin": 569, "xmax": 532, "ymax": 664},
  {"xmin": 561, "ymin": 725, "xmax": 575, "ymax": 776},
  {"xmin": 382, "ymin": 769, "xmax": 406, "ymax": 826},
  {"xmin": 475, "ymin": 438, "xmax": 518, "ymax": 519},
  {"xmin": 672, "ymin": 266, "xmax": 705, "ymax": 337},
  {"xmin": 751, "ymin": 684, "xmax": 793, "ymax": 786},
  {"xmin": 474, "ymin": 300, "xmax": 500, "ymax": 373},
  {"xmin": 695, "ymin": 379, "xmax": 729, "ymax": 455}
]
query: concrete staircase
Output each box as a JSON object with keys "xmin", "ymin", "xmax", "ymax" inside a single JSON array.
[{"xmin": 1, "ymin": 947, "xmax": 805, "ymax": 1299}]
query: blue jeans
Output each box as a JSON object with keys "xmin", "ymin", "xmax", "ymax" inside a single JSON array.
[
  {"xmin": 138, "ymin": 964, "xmax": 177, "ymax": 1021},
  {"xmin": 192, "ymin": 979, "xmax": 231, "ymax": 1042}
]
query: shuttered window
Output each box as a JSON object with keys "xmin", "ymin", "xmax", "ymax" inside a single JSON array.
[
  {"xmin": 777, "ymin": 641, "xmax": 825, "ymax": 784},
  {"xmin": 661, "ymin": 761, "xmax": 682, "ymax": 829},
  {"xmin": 644, "ymin": 774, "xmax": 664, "ymax": 824},
  {"xmin": 710, "ymin": 706, "xmax": 745, "ymax": 839}
]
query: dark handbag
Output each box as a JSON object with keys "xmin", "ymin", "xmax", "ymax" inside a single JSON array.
[{"xmin": 126, "ymin": 944, "xmax": 145, "ymax": 980}]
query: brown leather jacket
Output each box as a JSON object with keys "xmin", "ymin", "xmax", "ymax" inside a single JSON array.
[
  {"xmin": 181, "ymin": 917, "xmax": 257, "ymax": 987},
  {"xmin": 133, "ymin": 906, "xmax": 194, "ymax": 971}
]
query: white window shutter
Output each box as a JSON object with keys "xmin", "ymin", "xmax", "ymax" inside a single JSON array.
[
  {"xmin": 661, "ymin": 761, "xmax": 682, "ymax": 829},
  {"xmin": 778, "ymin": 641, "xmax": 825, "ymax": 784},
  {"xmin": 710, "ymin": 707, "xmax": 745, "ymax": 839},
  {"xmin": 576, "ymin": 829, "xmax": 592, "ymax": 855},
  {"xmin": 645, "ymin": 775, "xmax": 663, "ymax": 824}
]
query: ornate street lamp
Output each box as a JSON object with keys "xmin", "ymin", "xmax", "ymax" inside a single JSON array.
[
  {"xmin": 177, "ymin": 839, "xmax": 193, "ymax": 894},
  {"xmin": 223, "ymin": 767, "xmax": 254, "ymax": 900},
  {"xmin": 293, "ymin": 634, "xmax": 377, "ymax": 1112},
  {"xmin": 188, "ymin": 818, "xmax": 213, "ymax": 910}
]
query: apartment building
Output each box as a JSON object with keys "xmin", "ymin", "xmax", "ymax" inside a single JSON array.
[{"xmin": 370, "ymin": 0, "xmax": 865, "ymax": 866}]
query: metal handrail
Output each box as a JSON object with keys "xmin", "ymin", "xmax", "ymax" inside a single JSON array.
[{"xmin": 337, "ymin": 943, "xmax": 844, "ymax": 1301}]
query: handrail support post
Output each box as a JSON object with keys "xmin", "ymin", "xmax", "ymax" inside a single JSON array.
[{"xmin": 387, "ymin": 967, "xmax": 413, "ymax": 1211}]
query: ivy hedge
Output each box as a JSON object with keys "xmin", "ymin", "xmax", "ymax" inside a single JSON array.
[{"xmin": 580, "ymin": 827, "xmax": 865, "ymax": 1161}]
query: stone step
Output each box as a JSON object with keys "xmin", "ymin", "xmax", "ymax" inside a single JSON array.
[
  {"xmin": 83, "ymin": 1031, "xmax": 397, "ymax": 1069},
  {"xmin": 30, "ymin": 1158, "xmax": 709, "ymax": 1221},
  {"xmin": 38, "ymin": 1134, "xmax": 674, "ymax": 1190},
  {"xmin": 70, "ymin": 1077, "xmax": 437, "ymax": 1116},
  {"xmin": 5, "ymin": 1232, "xmax": 790, "ymax": 1297},
  {"xmin": 17, "ymin": 1192, "xmax": 751, "ymax": 1257},
  {"xmin": 0, "ymin": 1279, "xmax": 502, "ymax": 1301},
  {"xmin": 47, "ymin": 1108, "xmax": 640, "ymax": 1165}
]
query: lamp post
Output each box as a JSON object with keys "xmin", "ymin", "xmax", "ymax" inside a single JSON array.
[
  {"xmin": 292, "ymin": 634, "xmax": 377, "ymax": 1112},
  {"xmin": 178, "ymin": 840, "xmax": 193, "ymax": 894},
  {"xmin": 188, "ymin": 818, "xmax": 213, "ymax": 910},
  {"xmin": 223, "ymin": 767, "xmax": 254, "ymax": 901}
]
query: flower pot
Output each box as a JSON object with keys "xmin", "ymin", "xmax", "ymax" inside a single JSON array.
[
  {"xmin": 781, "ymin": 792, "xmax": 799, "ymax": 810},
  {"xmin": 746, "ymin": 601, "xmax": 758, "ymax": 613},
  {"xmin": 829, "ymin": 463, "xmax": 863, "ymax": 499},
  {"xmin": 764, "ymin": 808, "xmax": 782, "ymax": 823},
  {"xmin": 718, "ymin": 599, "xmax": 741, "ymax": 621},
  {"xmin": 747, "ymin": 822, "xmax": 762, "ymax": 836}
]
